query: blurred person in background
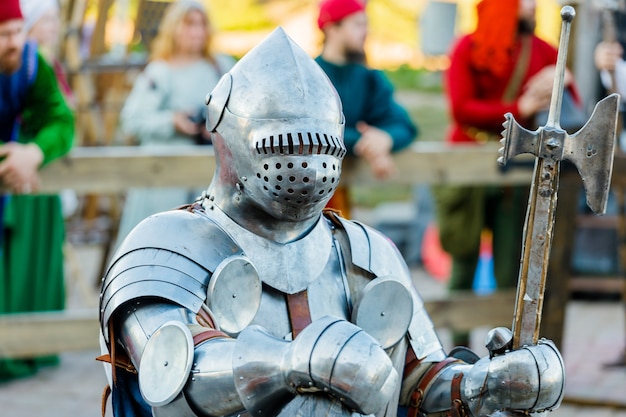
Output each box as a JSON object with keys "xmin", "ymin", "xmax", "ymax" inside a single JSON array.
[
  {"xmin": 315, "ymin": 0, "xmax": 418, "ymax": 219},
  {"xmin": 595, "ymin": 7, "xmax": 626, "ymax": 148},
  {"xmin": 20, "ymin": 0, "xmax": 73, "ymax": 105},
  {"xmin": 594, "ymin": 6, "xmax": 626, "ymax": 367},
  {"xmin": 0, "ymin": 0, "xmax": 74, "ymax": 381},
  {"xmin": 434, "ymin": 0, "xmax": 580, "ymax": 347},
  {"xmin": 115, "ymin": 0, "xmax": 235, "ymax": 249},
  {"xmin": 21, "ymin": 0, "xmax": 78, "ymax": 218}
]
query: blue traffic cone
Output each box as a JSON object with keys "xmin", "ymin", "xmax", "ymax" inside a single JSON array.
[{"xmin": 473, "ymin": 252, "xmax": 496, "ymax": 294}]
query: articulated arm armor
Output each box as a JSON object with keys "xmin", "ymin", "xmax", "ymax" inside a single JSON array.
[
  {"xmin": 405, "ymin": 328, "xmax": 565, "ymax": 416},
  {"xmin": 113, "ymin": 302, "xmax": 396, "ymax": 417},
  {"xmin": 334, "ymin": 216, "xmax": 565, "ymax": 416}
]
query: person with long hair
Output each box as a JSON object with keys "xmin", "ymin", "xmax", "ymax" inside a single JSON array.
[{"xmin": 115, "ymin": 0, "xmax": 235, "ymax": 250}]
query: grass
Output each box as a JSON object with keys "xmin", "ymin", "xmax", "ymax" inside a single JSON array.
[{"xmin": 383, "ymin": 65, "xmax": 444, "ymax": 93}]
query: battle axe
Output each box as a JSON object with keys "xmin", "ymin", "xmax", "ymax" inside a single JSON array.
[{"xmin": 498, "ymin": 5, "xmax": 620, "ymax": 349}]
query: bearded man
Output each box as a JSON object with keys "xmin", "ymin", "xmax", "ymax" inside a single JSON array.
[
  {"xmin": 0, "ymin": 0, "xmax": 74, "ymax": 381},
  {"xmin": 433, "ymin": 0, "xmax": 581, "ymax": 347}
]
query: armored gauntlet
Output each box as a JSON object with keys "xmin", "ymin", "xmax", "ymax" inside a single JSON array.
[
  {"xmin": 418, "ymin": 331, "xmax": 564, "ymax": 416},
  {"xmin": 233, "ymin": 316, "xmax": 398, "ymax": 416}
]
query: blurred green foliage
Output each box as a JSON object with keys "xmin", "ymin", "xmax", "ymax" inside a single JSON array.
[{"xmin": 383, "ymin": 65, "xmax": 443, "ymax": 92}]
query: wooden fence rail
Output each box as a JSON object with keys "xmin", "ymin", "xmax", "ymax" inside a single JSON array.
[
  {"xmin": 34, "ymin": 142, "xmax": 533, "ymax": 193},
  {"xmin": 2, "ymin": 141, "xmax": 620, "ymax": 357}
]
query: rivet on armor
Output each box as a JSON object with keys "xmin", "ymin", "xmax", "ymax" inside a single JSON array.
[{"xmin": 164, "ymin": 361, "xmax": 168, "ymax": 366}]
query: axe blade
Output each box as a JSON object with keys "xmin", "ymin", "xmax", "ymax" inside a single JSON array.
[
  {"xmin": 498, "ymin": 113, "xmax": 540, "ymax": 166},
  {"xmin": 563, "ymin": 93, "xmax": 620, "ymax": 214}
]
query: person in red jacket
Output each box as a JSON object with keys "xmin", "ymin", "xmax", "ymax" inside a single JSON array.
[{"xmin": 433, "ymin": 0, "xmax": 580, "ymax": 347}]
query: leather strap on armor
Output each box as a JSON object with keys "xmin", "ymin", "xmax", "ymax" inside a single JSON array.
[
  {"xmin": 322, "ymin": 207, "xmax": 344, "ymax": 228},
  {"xmin": 286, "ymin": 290, "xmax": 312, "ymax": 338},
  {"xmin": 196, "ymin": 307, "xmax": 216, "ymax": 329},
  {"xmin": 192, "ymin": 328, "xmax": 229, "ymax": 346},
  {"xmin": 404, "ymin": 346, "xmax": 420, "ymax": 377},
  {"xmin": 450, "ymin": 373, "xmax": 467, "ymax": 417},
  {"xmin": 101, "ymin": 384, "xmax": 111, "ymax": 417},
  {"xmin": 95, "ymin": 353, "xmax": 136, "ymax": 374},
  {"xmin": 178, "ymin": 202, "xmax": 205, "ymax": 213},
  {"xmin": 407, "ymin": 357, "xmax": 460, "ymax": 417}
]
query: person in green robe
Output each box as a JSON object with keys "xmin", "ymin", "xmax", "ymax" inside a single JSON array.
[{"xmin": 0, "ymin": 0, "xmax": 74, "ymax": 381}]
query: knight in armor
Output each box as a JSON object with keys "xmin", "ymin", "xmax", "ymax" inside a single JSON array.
[{"xmin": 99, "ymin": 27, "xmax": 565, "ymax": 417}]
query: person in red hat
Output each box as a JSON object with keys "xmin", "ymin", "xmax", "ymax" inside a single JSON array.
[
  {"xmin": 315, "ymin": 0, "xmax": 418, "ymax": 219},
  {"xmin": 432, "ymin": 0, "xmax": 581, "ymax": 348},
  {"xmin": 0, "ymin": 0, "xmax": 74, "ymax": 381}
]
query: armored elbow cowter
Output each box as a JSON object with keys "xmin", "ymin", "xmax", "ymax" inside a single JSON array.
[{"xmin": 418, "ymin": 339, "xmax": 564, "ymax": 416}]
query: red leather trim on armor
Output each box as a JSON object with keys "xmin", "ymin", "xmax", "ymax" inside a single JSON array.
[
  {"xmin": 286, "ymin": 290, "xmax": 312, "ymax": 338},
  {"xmin": 196, "ymin": 308, "xmax": 216, "ymax": 329},
  {"xmin": 192, "ymin": 329, "xmax": 229, "ymax": 346}
]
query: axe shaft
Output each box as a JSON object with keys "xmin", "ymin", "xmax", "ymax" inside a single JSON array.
[
  {"xmin": 512, "ymin": 149, "xmax": 560, "ymax": 348},
  {"xmin": 501, "ymin": 6, "xmax": 618, "ymax": 349},
  {"xmin": 511, "ymin": 8, "xmax": 574, "ymax": 349}
]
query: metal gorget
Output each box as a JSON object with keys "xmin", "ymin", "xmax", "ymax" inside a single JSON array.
[{"xmin": 201, "ymin": 200, "xmax": 334, "ymax": 294}]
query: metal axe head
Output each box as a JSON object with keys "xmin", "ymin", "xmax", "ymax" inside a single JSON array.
[
  {"xmin": 498, "ymin": 5, "xmax": 619, "ymax": 217},
  {"xmin": 563, "ymin": 93, "xmax": 619, "ymax": 214},
  {"xmin": 499, "ymin": 93, "xmax": 619, "ymax": 215}
]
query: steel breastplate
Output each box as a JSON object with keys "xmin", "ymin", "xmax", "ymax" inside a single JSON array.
[{"xmin": 201, "ymin": 204, "xmax": 349, "ymax": 339}]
